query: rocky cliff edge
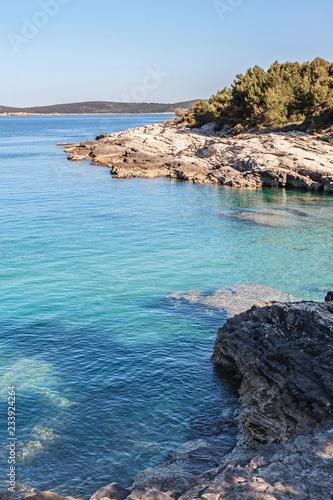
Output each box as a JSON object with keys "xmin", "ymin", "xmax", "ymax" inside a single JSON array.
[{"xmin": 64, "ymin": 122, "xmax": 333, "ymax": 192}]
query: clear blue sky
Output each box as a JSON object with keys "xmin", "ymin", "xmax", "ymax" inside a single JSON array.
[{"xmin": 1, "ymin": 0, "xmax": 332, "ymax": 106}]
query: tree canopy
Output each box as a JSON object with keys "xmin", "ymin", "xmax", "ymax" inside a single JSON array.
[{"xmin": 184, "ymin": 58, "xmax": 333, "ymax": 132}]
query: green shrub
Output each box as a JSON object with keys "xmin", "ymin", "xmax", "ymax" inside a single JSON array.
[{"xmin": 234, "ymin": 123, "xmax": 244, "ymax": 134}]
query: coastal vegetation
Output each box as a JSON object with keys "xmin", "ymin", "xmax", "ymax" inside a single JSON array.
[{"xmin": 183, "ymin": 58, "xmax": 333, "ymax": 133}]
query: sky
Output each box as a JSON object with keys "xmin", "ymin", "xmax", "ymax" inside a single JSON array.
[{"xmin": 1, "ymin": 0, "xmax": 333, "ymax": 107}]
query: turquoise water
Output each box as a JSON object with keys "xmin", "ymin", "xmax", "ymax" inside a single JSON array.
[{"xmin": 0, "ymin": 115, "xmax": 332, "ymax": 498}]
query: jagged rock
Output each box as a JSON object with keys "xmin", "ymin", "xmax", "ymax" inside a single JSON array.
[
  {"xmin": 176, "ymin": 419, "xmax": 333, "ymax": 499},
  {"xmin": 137, "ymin": 490, "xmax": 172, "ymax": 500},
  {"xmin": 132, "ymin": 433, "xmax": 237, "ymax": 487},
  {"xmin": 90, "ymin": 482, "xmax": 131, "ymax": 500},
  {"xmin": 325, "ymin": 291, "xmax": 333, "ymax": 301},
  {"xmin": 64, "ymin": 122, "xmax": 333, "ymax": 191},
  {"xmin": 211, "ymin": 300, "xmax": 333, "ymax": 443},
  {"xmin": 125, "ymin": 489, "xmax": 174, "ymax": 500}
]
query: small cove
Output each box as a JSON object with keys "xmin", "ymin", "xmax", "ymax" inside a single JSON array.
[{"xmin": 0, "ymin": 115, "xmax": 332, "ymax": 498}]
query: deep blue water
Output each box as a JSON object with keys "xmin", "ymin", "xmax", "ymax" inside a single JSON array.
[{"xmin": 0, "ymin": 115, "xmax": 332, "ymax": 498}]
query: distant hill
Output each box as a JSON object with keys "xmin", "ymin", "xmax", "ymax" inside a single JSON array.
[{"xmin": 0, "ymin": 100, "xmax": 200, "ymax": 115}]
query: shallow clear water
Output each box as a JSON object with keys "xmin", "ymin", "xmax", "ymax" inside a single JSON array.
[{"xmin": 0, "ymin": 115, "xmax": 332, "ymax": 498}]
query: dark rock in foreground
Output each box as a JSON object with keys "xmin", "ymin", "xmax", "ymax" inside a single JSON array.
[{"xmin": 212, "ymin": 300, "xmax": 333, "ymax": 444}]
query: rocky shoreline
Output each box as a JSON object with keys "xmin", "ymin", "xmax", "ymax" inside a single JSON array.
[
  {"xmin": 86, "ymin": 298, "xmax": 333, "ymax": 500},
  {"xmin": 18, "ymin": 291, "xmax": 333, "ymax": 500},
  {"xmin": 16, "ymin": 116, "xmax": 333, "ymax": 500},
  {"xmin": 64, "ymin": 120, "xmax": 333, "ymax": 192}
]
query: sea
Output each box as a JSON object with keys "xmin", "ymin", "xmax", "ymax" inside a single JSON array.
[{"xmin": 0, "ymin": 114, "xmax": 332, "ymax": 498}]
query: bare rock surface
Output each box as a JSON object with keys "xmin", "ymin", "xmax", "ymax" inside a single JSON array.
[
  {"xmin": 173, "ymin": 419, "xmax": 333, "ymax": 500},
  {"xmin": 21, "ymin": 493, "xmax": 84, "ymax": 500},
  {"xmin": 90, "ymin": 483, "xmax": 130, "ymax": 500},
  {"xmin": 65, "ymin": 121, "xmax": 333, "ymax": 191}
]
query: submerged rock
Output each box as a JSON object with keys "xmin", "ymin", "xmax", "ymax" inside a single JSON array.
[
  {"xmin": 167, "ymin": 282, "xmax": 299, "ymax": 317},
  {"xmin": 232, "ymin": 208, "xmax": 310, "ymax": 227},
  {"xmin": 64, "ymin": 121, "xmax": 333, "ymax": 192}
]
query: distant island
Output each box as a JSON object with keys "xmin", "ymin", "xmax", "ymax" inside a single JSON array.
[{"xmin": 0, "ymin": 100, "xmax": 199, "ymax": 116}]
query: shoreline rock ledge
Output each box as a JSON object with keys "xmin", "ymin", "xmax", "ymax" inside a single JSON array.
[
  {"xmin": 64, "ymin": 121, "xmax": 333, "ymax": 191},
  {"xmin": 211, "ymin": 300, "xmax": 333, "ymax": 445}
]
